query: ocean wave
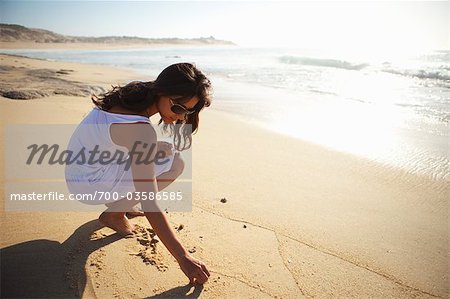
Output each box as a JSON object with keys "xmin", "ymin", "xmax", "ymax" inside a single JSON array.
[
  {"xmin": 279, "ymin": 56, "xmax": 369, "ymax": 70},
  {"xmin": 419, "ymin": 50, "xmax": 450, "ymax": 63},
  {"xmin": 383, "ymin": 68, "xmax": 450, "ymax": 81},
  {"xmin": 308, "ymin": 88, "xmax": 339, "ymax": 97}
]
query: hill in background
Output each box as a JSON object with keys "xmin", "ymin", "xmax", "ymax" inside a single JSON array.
[{"xmin": 0, "ymin": 23, "xmax": 235, "ymax": 46}]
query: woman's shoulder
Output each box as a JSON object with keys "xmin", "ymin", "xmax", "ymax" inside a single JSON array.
[
  {"xmin": 96, "ymin": 106, "xmax": 150, "ymax": 123},
  {"xmin": 110, "ymin": 121, "xmax": 156, "ymax": 149}
]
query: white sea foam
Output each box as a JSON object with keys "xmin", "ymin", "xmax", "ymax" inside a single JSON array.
[{"xmin": 279, "ymin": 55, "xmax": 369, "ymax": 70}]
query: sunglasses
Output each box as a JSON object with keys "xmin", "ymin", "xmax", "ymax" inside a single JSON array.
[{"xmin": 169, "ymin": 98, "xmax": 196, "ymax": 115}]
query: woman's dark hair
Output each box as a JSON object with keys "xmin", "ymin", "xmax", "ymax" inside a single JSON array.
[{"xmin": 91, "ymin": 63, "xmax": 212, "ymax": 150}]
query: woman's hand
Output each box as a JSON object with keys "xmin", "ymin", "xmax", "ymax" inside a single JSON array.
[
  {"xmin": 157, "ymin": 141, "xmax": 174, "ymax": 157},
  {"xmin": 178, "ymin": 254, "xmax": 210, "ymax": 284}
]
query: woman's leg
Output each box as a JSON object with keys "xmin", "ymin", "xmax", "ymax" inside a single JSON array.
[
  {"xmin": 125, "ymin": 152, "xmax": 185, "ymax": 217},
  {"xmin": 156, "ymin": 152, "xmax": 185, "ymax": 191},
  {"xmin": 99, "ymin": 153, "xmax": 185, "ymax": 235},
  {"xmin": 126, "ymin": 153, "xmax": 184, "ymax": 217}
]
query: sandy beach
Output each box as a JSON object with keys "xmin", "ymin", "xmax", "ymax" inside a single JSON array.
[{"xmin": 0, "ymin": 53, "xmax": 448, "ymax": 298}]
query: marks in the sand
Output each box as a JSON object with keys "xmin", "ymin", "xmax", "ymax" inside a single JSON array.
[
  {"xmin": 81, "ymin": 225, "xmax": 175, "ymax": 283},
  {"xmin": 64, "ymin": 235, "xmax": 109, "ymax": 296},
  {"xmin": 0, "ymin": 64, "xmax": 106, "ymax": 99},
  {"xmin": 131, "ymin": 224, "xmax": 169, "ymax": 272},
  {"xmin": 148, "ymin": 273, "xmax": 274, "ymax": 298},
  {"xmin": 90, "ymin": 230, "xmax": 111, "ymax": 241},
  {"xmin": 206, "ymin": 270, "xmax": 275, "ymax": 298},
  {"xmin": 274, "ymin": 233, "xmax": 308, "ymax": 297},
  {"xmin": 63, "ymin": 225, "xmax": 122, "ymax": 296},
  {"xmin": 193, "ymin": 204, "xmax": 442, "ymax": 298},
  {"xmin": 64, "ymin": 217, "xmax": 302, "ymax": 298},
  {"xmin": 72, "ymin": 225, "xmax": 171, "ymax": 297},
  {"xmin": 88, "ymin": 249, "xmax": 107, "ymax": 290}
]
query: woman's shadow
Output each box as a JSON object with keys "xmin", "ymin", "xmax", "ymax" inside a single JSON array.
[
  {"xmin": 1, "ymin": 220, "xmax": 118, "ymax": 298},
  {"xmin": 1, "ymin": 219, "xmax": 204, "ymax": 298}
]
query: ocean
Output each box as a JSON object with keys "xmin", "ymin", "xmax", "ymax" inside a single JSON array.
[{"xmin": 2, "ymin": 47, "xmax": 449, "ymax": 181}]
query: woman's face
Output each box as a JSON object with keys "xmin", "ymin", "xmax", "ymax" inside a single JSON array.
[{"xmin": 158, "ymin": 95, "xmax": 199, "ymax": 124}]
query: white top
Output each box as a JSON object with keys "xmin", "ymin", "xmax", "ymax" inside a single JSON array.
[{"xmin": 65, "ymin": 107, "xmax": 173, "ymax": 204}]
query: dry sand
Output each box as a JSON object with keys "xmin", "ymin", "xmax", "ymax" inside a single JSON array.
[{"xmin": 0, "ymin": 53, "xmax": 448, "ymax": 298}]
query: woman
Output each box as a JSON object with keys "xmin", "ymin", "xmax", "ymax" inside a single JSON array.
[{"xmin": 65, "ymin": 62, "xmax": 211, "ymax": 284}]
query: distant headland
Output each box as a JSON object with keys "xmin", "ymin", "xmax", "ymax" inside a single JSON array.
[{"xmin": 0, "ymin": 23, "xmax": 236, "ymax": 48}]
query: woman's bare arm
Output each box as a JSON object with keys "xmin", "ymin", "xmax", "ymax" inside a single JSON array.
[{"xmin": 110, "ymin": 122, "xmax": 209, "ymax": 283}]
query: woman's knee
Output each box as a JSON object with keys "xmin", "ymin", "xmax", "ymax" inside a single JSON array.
[{"xmin": 170, "ymin": 153, "xmax": 185, "ymax": 176}]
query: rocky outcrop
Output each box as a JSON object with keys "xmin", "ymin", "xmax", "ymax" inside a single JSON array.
[{"xmin": 0, "ymin": 64, "xmax": 106, "ymax": 100}]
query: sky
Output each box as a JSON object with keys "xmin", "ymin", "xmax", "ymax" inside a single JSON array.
[{"xmin": 1, "ymin": 1, "xmax": 449, "ymax": 51}]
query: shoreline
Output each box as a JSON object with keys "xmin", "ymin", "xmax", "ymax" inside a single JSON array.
[
  {"xmin": 0, "ymin": 41, "xmax": 237, "ymax": 50},
  {"xmin": 210, "ymin": 76, "xmax": 450, "ymax": 183},
  {"xmin": 1, "ymin": 54, "xmax": 448, "ymax": 298}
]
